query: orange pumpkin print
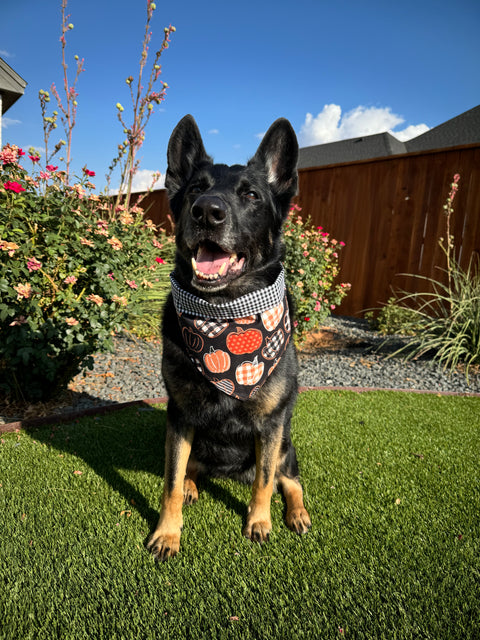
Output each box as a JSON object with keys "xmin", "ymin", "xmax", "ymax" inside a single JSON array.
[
  {"xmin": 226, "ymin": 327, "xmax": 263, "ymax": 355},
  {"xmin": 235, "ymin": 356, "xmax": 264, "ymax": 386},
  {"xmin": 204, "ymin": 347, "xmax": 231, "ymax": 373},
  {"xmin": 234, "ymin": 315, "xmax": 256, "ymax": 325},
  {"xmin": 261, "ymin": 301, "xmax": 284, "ymax": 331}
]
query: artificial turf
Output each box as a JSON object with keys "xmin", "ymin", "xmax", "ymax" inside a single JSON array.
[{"xmin": 1, "ymin": 390, "xmax": 479, "ymax": 639}]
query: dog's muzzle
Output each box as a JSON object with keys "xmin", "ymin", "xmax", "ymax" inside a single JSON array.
[{"xmin": 189, "ymin": 195, "xmax": 245, "ymax": 288}]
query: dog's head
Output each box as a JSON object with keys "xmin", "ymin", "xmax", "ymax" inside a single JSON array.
[{"xmin": 165, "ymin": 115, "xmax": 298, "ymax": 297}]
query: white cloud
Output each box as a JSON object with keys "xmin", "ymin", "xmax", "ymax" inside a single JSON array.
[
  {"xmin": 299, "ymin": 104, "xmax": 429, "ymax": 146},
  {"xmin": 110, "ymin": 169, "xmax": 165, "ymax": 195},
  {"xmin": 208, "ymin": 128, "xmax": 219, "ymax": 135},
  {"xmin": 1, "ymin": 117, "xmax": 22, "ymax": 129},
  {"xmin": 393, "ymin": 123, "xmax": 430, "ymax": 141},
  {"xmin": 131, "ymin": 169, "xmax": 165, "ymax": 192},
  {"xmin": 0, "ymin": 49, "xmax": 13, "ymax": 58},
  {"xmin": 255, "ymin": 131, "xmax": 265, "ymax": 140}
]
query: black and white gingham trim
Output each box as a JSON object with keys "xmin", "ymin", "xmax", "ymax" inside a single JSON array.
[{"xmin": 170, "ymin": 267, "xmax": 286, "ymax": 320}]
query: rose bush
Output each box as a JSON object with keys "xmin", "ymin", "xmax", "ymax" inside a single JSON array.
[
  {"xmin": 283, "ymin": 204, "xmax": 351, "ymax": 339},
  {"xmin": 0, "ymin": 145, "xmax": 169, "ymax": 401}
]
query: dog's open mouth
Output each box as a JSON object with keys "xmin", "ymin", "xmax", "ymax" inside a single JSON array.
[{"xmin": 191, "ymin": 241, "xmax": 245, "ymax": 287}]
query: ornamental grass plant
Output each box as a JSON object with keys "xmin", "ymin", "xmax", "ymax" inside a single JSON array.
[{"xmin": 376, "ymin": 175, "xmax": 480, "ymax": 378}]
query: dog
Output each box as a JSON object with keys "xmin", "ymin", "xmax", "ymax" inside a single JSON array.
[{"xmin": 147, "ymin": 115, "xmax": 311, "ymax": 561}]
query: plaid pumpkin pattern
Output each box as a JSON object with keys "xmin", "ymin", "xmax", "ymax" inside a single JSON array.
[
  {"xmin": 261, "ymin": 329, "xmax": 285, "ymax": 360},
  {"xmin": 194, "ymin": 318, "xmax": 228, "ymax": 338},
  {"xmin": 235, "ymin": 357, "xmax": 265, "ymax": 386},
  {"xmin": 174, "ymin": 284, "xmax": 291, "ymax": 401},
  {"xmin": 261, "ymin": 302, "xmax": 284, "ymax": 331}
]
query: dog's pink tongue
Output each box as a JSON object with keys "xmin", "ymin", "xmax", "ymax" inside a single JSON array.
[{"xmin": 196, "ymin": 245, "xmax": 230, "ymax": 275}]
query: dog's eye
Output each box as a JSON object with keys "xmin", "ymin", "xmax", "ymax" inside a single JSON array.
[
  {"xmin": 244, "ymin": 191, "xmax": 259, "ymax": 201},
  {"xmin": 190, "ymin": 185, "xmax": 204, "ymax": 195}
]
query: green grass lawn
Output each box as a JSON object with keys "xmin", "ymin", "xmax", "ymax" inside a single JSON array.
[{"xmin": 1, "ymin": 390, "xmax": 479, "ymax": 639}]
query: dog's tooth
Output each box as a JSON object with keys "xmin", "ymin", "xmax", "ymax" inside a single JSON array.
[
  {"xmin": 229, "ymin": 253, "xmax": 237, "ymax": 264},
  {"xmin": 218, "ymin": 262, "xmax": 227, "ymax": 276},
  {"xmin": 191, "ymin": 257, "xmax": 197, "ymax": 271}
]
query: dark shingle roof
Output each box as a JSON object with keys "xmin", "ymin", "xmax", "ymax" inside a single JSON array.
[
  {"xmin": 298, "ymin": 105, "xmax": 480, "ymax": 169},
  {"xmin": 405, "ymin": 105, "xmax": 480, "ymax": 152},
  {"xmin": 0, "ymin": 57, "xmax": 27, "ymax": 114},
  {"xmin": 298, "ymin": 132, "xmax": 407, "ymax": 168}
]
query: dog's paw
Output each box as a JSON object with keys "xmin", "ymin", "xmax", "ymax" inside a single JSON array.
[
  {"xmin": 147, "ymin": 529, "xmax": 181, "ymax": 562},
  {"xmin": 286, "ymin": 507, "xmax": 312, "ymax": 535},
  {"xmin": 243, "ymin": 517, "xmax": 272, "ymax": 544},
  {"xmin": 183, "ymin": 478, "xmax": 199, "ymax": 506}
]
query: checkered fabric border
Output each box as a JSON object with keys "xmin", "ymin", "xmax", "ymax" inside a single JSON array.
[{"xmin": 170, "ymin": 267, "xmax": 286, "ymax": 320}]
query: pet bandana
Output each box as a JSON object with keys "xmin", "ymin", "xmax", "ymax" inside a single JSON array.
[{"xmin": 171, "ymin": 268, "xmax": 291, "ymax": 401}]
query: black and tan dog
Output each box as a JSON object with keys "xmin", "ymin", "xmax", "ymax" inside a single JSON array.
[{"xmin": 147, "ymin": 115, "xmax": 311, "ymax": 561}]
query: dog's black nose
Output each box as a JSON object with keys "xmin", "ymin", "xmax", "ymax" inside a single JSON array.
[{"xmin": 191, "ymin": 195, "xmax": 227, "ymax": 228}]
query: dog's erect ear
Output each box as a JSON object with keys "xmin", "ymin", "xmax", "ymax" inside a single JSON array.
[
  {"xmin": 250, "ymin": 118, "xmax": 298, "ymax": 199},
  {"xmin": 165, "ymin": 115, "xmax": 212, "ymax": 197}
]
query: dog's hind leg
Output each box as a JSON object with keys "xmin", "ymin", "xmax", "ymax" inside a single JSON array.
[
  {"xmin": 147, "ymin": 421, "xmax": 194, "ymax": 561},
  {"xmin": 183, "ymin": 455, "xmax": 199, "ymax": 506},
  {"xmin": 275, "ymin": 441, "xmax": 311, "ymax": 534}
]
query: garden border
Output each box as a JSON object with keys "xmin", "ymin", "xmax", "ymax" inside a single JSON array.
[{"xmin": 1, "ymin": 386, "xmax": 480, "ymax": 434}]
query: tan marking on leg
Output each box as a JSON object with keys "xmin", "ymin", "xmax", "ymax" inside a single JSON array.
[
  {"xmin": 255, "ymin": 376, "xmax": 287, "ymax": 416},
  {"xmin": 243, "ymin": 426, "xmax": 283, "ymax": 543},
  {"xmin": 147, "ymin": 422, "xmax": 194, "ymax": 561},
  {"xmin": 278, "ymin": 474, "xmax": 312, "ymax": 535}
]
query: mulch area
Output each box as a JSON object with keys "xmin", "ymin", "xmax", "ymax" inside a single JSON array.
[{"xmin": 0, "ymin": 328, "xmax": 344, "ymax": 428}]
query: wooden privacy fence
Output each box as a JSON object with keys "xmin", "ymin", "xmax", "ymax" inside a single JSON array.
[
  {"xmin": 296, "ymin": 144, "xmax": 480, "ymax": 316},
  {"xmin": 135, "ymin": 143, "xmax": 480, "ymax": 317}
]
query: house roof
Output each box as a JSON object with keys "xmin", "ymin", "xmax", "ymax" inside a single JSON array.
[
  {"xmin": 0, "ymin": 57, "xmax": 27, "ymax": 115},
  {"xmin": 405, "ymin": 104, "xmax": 480, "ymax": 152},
  {"xmin": 298, "ymin": 105, "xmax": 480, "ymax": 169},
  {"xmin": 298, "ymin": 132, "xmax": 407, "ymax": 169}
]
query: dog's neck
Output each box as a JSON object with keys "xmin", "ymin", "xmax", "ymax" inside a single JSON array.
[
  {"xmin": 172, "ymin": 259, "xmax": 284, "ymax": 305},
  {"xmin": 170, "ymin": 266, "xmax": 286, "ymax": 320}
]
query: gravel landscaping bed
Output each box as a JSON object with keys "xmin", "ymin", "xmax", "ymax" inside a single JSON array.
[{"xmin": 1, "ymin": 316, "xmax": 479, "ymax": 426}]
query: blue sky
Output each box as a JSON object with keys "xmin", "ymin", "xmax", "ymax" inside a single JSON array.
[{"xmin": 1, "ymin": 0, "xmax": 479, "ymax": 192}]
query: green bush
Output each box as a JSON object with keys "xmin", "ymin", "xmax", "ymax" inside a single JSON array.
[
  {"xmin": 283, "ymin": 204, "xmax": 350, "ymax": 339},
  {"xmin": 365, "ymin": 297, "xmax": 423, "ymax": 335},
  {"xmin": 0, "ymin": 146, "xmax": 166, "ymax": 401}
]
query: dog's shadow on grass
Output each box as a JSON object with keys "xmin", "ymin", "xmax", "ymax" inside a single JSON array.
[{"xmin": 28, "ymin": 402, "xmax": 247, "ymax": 535}]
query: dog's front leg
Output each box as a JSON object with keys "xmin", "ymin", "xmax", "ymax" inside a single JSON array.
[
  {"xmin": 147, "ymin": 421, "xmax": 194, "ymax": 561},
  {"xmin": 243, "ymin": 424, "xmax": 283, "ymax": 543}
]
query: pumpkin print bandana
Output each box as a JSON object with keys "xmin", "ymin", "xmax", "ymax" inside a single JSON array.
[{"xmin": 171, "ymin": 268, "xmax": 291, "ymax": 401}]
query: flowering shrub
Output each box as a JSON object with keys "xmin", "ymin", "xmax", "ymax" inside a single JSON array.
[
  {"xmin": 283, "ymin": 204, "xmax": 351, "ymax": 339},
  {"xmin": 127, "ymin": 224, "xmax": 176, "ymax": 341},
  {"xmin": 0, "ymin": 146, "xmax": 169, "ymax": 401}
]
